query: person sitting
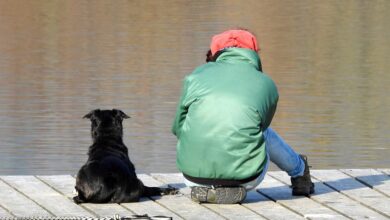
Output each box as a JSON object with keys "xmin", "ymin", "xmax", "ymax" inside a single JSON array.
[{"xmin": 172, "ymin": 29, "xmax": 314, "ymax": 204}]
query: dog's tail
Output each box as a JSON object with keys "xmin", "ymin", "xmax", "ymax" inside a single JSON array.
[
  {"xmin": 144, "ymin": 186, "xmax": 179, "ymax": 197},
  {"xmin": 142, "ymin": 186, "xmax": 164, "ymax": 197},
  {"xmin": 140, "ymin": 180, "xmax": 178, "ymax": 197}
]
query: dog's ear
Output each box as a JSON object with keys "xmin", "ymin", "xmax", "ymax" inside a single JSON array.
[
  {"xmin": 83, "ymin": 109, "xmax": 100, "ymax": 119},
  {"xmin": 112, "ymin": 109, "xmax": 130, "ymax": 119}
]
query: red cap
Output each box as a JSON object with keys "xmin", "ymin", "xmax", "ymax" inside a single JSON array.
[{"xmin": 210, "ymin": 30, "xmax": 259, "ymax": 55}]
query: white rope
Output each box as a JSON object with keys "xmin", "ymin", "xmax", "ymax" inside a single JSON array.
[{"xmin": 0, "ymin": 214, "xmax": 172, "ymax": 220}]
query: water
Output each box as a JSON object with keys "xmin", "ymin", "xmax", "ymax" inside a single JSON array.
[{"xmin": 0, "ymin": 0, "xmax": 389, "ymax": 175}]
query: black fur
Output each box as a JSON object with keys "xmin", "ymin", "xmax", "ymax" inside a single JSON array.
[{"xmin": 73, "ymin": 109, "xmax": 177, "ymax": 204}]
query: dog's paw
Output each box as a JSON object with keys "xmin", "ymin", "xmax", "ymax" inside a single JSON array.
[{"xmin": 73, "ymin": 196, "xmax": 84, "ymax": 204}]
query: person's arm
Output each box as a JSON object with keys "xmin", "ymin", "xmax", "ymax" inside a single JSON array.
[
  {"xmin": 260, "ymin": 75, "xmax": 279, "ymax": 130},
  {"xmin": 262, "ymin": 94, "xmax": 278, "ymax": 129},
  {"xmin": 172, "ymin": 78, "xmax": 190, "ymax": 138}
]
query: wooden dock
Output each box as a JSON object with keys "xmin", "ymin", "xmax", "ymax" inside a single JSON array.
[{"xmin": 0, "ymin": 169, "xmax": 389, "ymax": 219}]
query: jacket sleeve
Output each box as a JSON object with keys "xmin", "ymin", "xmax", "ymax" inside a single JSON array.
[
  {"xmin": 262, "ymin": 95, "xmax": 278, "ymax": 130},
  {"xmin": 260, "ymin": 76, "xmax": 279, "ymax": 130},
  {"xmin": 172, "ymin": 78, "xmax": 190, "ymax": 138}
]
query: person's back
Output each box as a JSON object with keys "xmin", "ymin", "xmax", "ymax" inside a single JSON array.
[
  {"xmin": 172, "ymin": 29, "xmax": 314, "ymax": 204},
  {"xmin": 173, "ymin": 47, "xmax": 278, "ymax": 184}
]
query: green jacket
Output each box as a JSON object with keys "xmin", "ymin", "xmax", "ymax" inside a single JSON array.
[{"xmin": 172, "ymin": 48, "xmax": 279, "ymax": 184}]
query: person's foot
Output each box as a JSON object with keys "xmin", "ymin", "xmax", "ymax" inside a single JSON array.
[
  {"xmin": 191, "ymin": 186, "xmax": 247, "ymax": 204},
  {"xmin": 291, "ymin": 154, "xmax": 315, "ymax": 196}
]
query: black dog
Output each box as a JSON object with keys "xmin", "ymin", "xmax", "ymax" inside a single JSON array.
[{"xmin": 73, "ymin": 109, "xmax": 176, "ymax": 204}]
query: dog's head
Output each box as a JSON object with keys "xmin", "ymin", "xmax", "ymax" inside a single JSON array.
[{"xmin": 83, "ymin": 109, "xmax": 130, "ymax": 140}]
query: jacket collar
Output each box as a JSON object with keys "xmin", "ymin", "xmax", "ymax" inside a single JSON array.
[{"xmin": 215, "ymin": 48, "xmax": 262, "ymax": 70}]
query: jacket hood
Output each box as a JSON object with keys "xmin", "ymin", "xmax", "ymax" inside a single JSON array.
[{"xmin": 215, "ymin": 48, "xmax": 262, "ymax": 71}]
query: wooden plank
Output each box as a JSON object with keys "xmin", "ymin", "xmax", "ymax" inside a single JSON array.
[
  {"xmin": 121, "ymin": 197, "xmax": 183, "ymax": 220},
  {"xmin": 139, "ymin": 174, "xmax": 225, "ymax": 220},
  {"xmin": 0, "ymin": 178, "xmax": 51, "ymax": 217},
  {"xmin": 311, "ymin": 170, "xmax": 390, "ymax": 217},
  {"xmin": 122, "ymin": 174, "xmax": 183, "ymax": 220},
  {"xmin": 37, "ymin": 175, "xmax": 134, "ymax": 217},
  {"xmin": 341, "ymin": 169, "xmax": 390, "ymax": 196},
  {"xmin": 151, "ymin": 173, "xmax": 190, "ymax": 194},
  {"xmin": 1, "ymin": 176, "xmax": 93, "ymax": 217},
  {"xmin": 257, "ymin": 174, "xmax": 348, "ymax": 219},
  {"xmin": 243, "ymin": 190, "xmax": 304, "ymax": 220},
  {"xmin": 81, "ymin": 203, "xmax": 134, "ymax": 217},
  {"xmin": 202, "ymin": 203, "xmax": 263, "ymax": 220},
  {"xmin": 0, "ymin": 171, "xmax": 387, "ymax": 219},
  {"xmin": 270, "ymin": 171, "xmax": 388, "ymax": 219},
  {"xmin": 36, "ymin": 175, "xmax": 76, "ymax": 198},
  {"xmin": 377, "ymin": 169, "xmax": 390, "ymax": 176},
  {"xmin": 152, "ymin": 173, "xmax": 266, "ymax": 220},
  {"xmin": 0, "ymin": 205, "xmax": 13, "ymax": 218}
]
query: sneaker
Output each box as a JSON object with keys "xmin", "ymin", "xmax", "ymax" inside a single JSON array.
[
  {"xmin": 291, "ymin": 154, "xmax": 315, "ymax": 196},
  {"xmin": 191, "ymin": 186, "xmax": 247, "ymax": 204}
]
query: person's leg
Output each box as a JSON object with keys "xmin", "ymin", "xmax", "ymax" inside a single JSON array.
[
  {"xmin": 264, "ymin": 127, "xmax": 314, "ymax": 196},
  {"xmin": 263, "ymin": 127, "xmax": 305, "ymax": 177}
]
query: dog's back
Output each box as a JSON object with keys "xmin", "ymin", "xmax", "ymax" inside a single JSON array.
[
  {"xmin": 73, "ymin": 109, "xmax": 176, "ymax": 204},
  {"xmin": 74, "ymin": 109, "xmax": 141, "ymax": 203},
  {"xmin": 75, "ymin": 155, "xmax": 141, "ymax": 203}
]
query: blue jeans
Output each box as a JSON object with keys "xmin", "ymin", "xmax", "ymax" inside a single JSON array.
[
  {"xmin": 184, "ymin": 127, "xmax": 305, "ymax": 190},
  {"xmin": 264, "ymin": 127, "xmax": 305, "ymax": 178}
]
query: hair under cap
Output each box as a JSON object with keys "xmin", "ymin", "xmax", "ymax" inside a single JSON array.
[{"xmin": 210, "ymin": 30, "xmax": 259, "ymax": 55}]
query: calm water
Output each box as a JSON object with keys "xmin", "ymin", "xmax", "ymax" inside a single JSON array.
[{"xmin": 0, "ymin": 1, "xmax": 389, "ymax": 175}]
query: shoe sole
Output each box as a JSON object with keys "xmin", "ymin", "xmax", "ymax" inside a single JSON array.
[{"xmin": 191, "ymin": 186, "xmax": 247, "ymax": 204}]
